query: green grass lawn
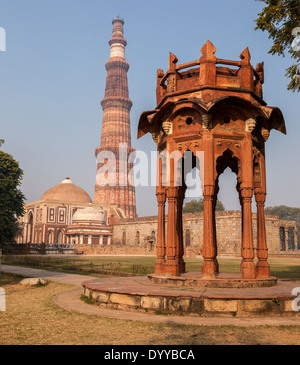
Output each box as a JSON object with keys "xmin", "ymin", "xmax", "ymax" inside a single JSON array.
[{"xmin": 2, "ymin": 254, "xmax": 300, "ymax": 280}]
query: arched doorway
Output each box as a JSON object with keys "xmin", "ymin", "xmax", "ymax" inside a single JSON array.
[
  {"xmin": 210, "ymin": 149, "xmax": 241, "ymax": 272},
  {"xmin": 288, "ymin": 227, "xmax": 295, "ymax": 250},
  {"xmin": 135, "ymin": 231, "xmax": 140, "ymax": 245},
  {"xmin": 57, "ymin": 230, "xmax": 63, "ymax": 244},
  {"xmin": 149, "ymin": 230, "xmax": 156, "ymax": 251},
  {"xmin": 47, "ymin": 230, "xmax": 54, "ymax": 244}
]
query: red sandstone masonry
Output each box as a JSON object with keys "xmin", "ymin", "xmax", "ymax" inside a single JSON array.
[{"xmin": 94, "ymin": 17, "xmax": 136, "ymax": 219}]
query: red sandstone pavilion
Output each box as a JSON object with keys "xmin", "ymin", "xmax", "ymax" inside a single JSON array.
[{"xmin": 138, "ymin": 41, "xmax": 286, "ymax": 280}]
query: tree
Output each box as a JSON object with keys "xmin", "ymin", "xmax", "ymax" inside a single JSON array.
[
  {"xmin": 183, "ymin": 198, "xmax": 225, "ymax": 213},
  {"xmin": 255, "ymin": 0, "xmax": 300, "ymax": 92},
  {"xmin": 0, "ymin": 149, "xmax": 25, "ymax": 248},
  {"xmin": 265, "ymin": 205, "xmax": 300, "ymax": 237}
]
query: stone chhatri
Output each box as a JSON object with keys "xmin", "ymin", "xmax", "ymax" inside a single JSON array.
[{"xmin": 138, "ymin": 41, "xmax": 286, "ymax": 280}]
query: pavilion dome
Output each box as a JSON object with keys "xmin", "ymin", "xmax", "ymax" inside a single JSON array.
[
  {"xmin": 72, "ymin": 204, "xmax": 106, "ymax": 223},
  {"xmin": 41, "ymin": 177, "xmax": 92, "ymax": 204}
]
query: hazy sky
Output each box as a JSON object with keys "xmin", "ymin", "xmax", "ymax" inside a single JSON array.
[{"xmin": 1, "ymin": 0, "xmax": 299, "ymax": 217}]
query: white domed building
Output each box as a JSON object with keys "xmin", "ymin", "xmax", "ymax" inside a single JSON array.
[
  {"xmin": 17, "ymin": 178, "xmax": 116, "ymax": 246},
  {"xmin": 66, "ymin": 204, "xmax": 112, "ymax": 245}
]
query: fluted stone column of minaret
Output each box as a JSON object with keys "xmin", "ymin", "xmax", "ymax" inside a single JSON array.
[{"xmin": 94, "ymin": 17, "xmax": 137, "ymax": 219}]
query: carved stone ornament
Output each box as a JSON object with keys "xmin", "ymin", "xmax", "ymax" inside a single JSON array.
[
  {"xmin": 202, "ymin": 114, "xmax": 212, "ymax": 129},
  {"xmin": 245, "ymin": 118, "xmax": 257, "ymax": 133},
  {"xmin": 261, "ymin": 127, "xmax": 270, "ymax": 142},
  {"xmin": 162, "ymin": 121, "xmax": 173, "ymax": 135},
  {"xmin": 167, "ymin": 73, "xmax": 176, "ymax": 93},
  {"xmin": 253, "ymin": 146, "xmax": 261, "ymax": 159},
  {"xmin": 152, "ymin": 132, "xmax": 159, "ymax": 144}
]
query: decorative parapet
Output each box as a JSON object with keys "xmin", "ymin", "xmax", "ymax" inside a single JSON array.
[
  {"xmin": 155, "ymin": 40, "xmax": 265, "ymax": 106},
  {"xmin": 138, "ymin": 41, "xmax": 286, "ymax": 142}
]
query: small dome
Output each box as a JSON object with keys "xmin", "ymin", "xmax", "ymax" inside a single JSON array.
[
  {"xmin": 73, "ymin": 204, "xmax": 106, "ymax": 223},
  {"xmin": 41, "ymin": 177, "xmax": 92, "ymax": 204}
]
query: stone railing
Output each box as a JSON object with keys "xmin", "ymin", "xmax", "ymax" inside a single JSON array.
[{"xmin": 156, "ymin": 41, "xmax": 264, "ymax": 106}]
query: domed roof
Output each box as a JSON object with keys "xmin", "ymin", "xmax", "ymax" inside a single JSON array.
[
  {"xmin": 41, "ymin": 177, "xmax": 92, "ymax": 204},
  {"xmin": 72, "ymin": 204, "xmax": 106, "ymax": 223}
]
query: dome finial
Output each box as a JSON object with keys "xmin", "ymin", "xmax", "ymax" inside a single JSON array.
[{"xmin": 62, "ymin": 177, "xmax": 73, "ymax": 184}]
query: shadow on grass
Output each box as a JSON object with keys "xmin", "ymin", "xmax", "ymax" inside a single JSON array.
[{"xmin": 270, "ymin": 266, "xmax": 300, "ymax": 280}]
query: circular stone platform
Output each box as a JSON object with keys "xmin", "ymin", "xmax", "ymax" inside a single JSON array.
[
  {"xmin": 147, "ymin": 272, "xmax": 278, "ymax": 288},
  {"xmin": 81, "ymin": 275, "xmax": 300, "ymax": 317}
]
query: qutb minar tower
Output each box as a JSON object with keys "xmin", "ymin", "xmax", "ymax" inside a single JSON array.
[{"xmin": 94, "ymin": 16, "xmax": 137, "ymax": 219}]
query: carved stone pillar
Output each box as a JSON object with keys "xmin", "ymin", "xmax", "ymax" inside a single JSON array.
[
  {"xmin": 177, "ymin": 185, "xmax": 186, "ymax": 274},
  {"xmin": 155, "ymin": 186, "xmax": 167, "ymax": 274},
  {"xmin": 240, "ymin": 187, "xmax": 256, "ymax": 279},
  {"xmin": 255, "ymin": 191, "xmax": 270, "ymax": 277},
  {"xmin": 165, "ymin": 186, "xmax": 180, "ymax": 276},
  {"xmin": 202, "ymin": 184, "xmax": 218, "ymax": 278},
  {"xmin": 212, "ymin": 182, "xmax": 220, "ymax": 274}
]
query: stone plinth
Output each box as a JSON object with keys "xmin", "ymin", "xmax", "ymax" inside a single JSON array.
[
  {"xmin": 147, "ymin": 272, "xmax": 277, "ymax": 288},
  {"xmin": 81, "ymin": 276, "xmax": 300, "ymax": 317}
]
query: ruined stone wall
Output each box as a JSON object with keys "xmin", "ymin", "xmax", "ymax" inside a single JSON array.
[
  {"xmin": 112, "ymin": 211, "xmax": 299, "ymax": 256},
  {"xmin": 214, "ymin": 212, "xmax": 241, "ymax": 254},
  {"xmin": 113, "ymin": 216, "xmax": 158, "ymax": 247},
  {"xmin": 265, "ymin": 215, "xmax": 281, "ymax": 253},
  {"xmin": 73, "ymin": 244, "xmax": 154, "ymax": 256}
]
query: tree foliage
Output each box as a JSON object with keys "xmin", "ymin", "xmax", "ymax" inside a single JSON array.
[
  {"xmin": 255, "ymin": 0, "xmax": 300, "ymax": 92},
  {"xmin": 0, "ymin": 150, "xmax": 25, "ymax": 247},
  {"xmin": 265, "ymin": 205, "xmax": 300, "ymax": 235},
  {"xmin": 183, "ymin": 198, "xmax": 225, "ymax": 213}
]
